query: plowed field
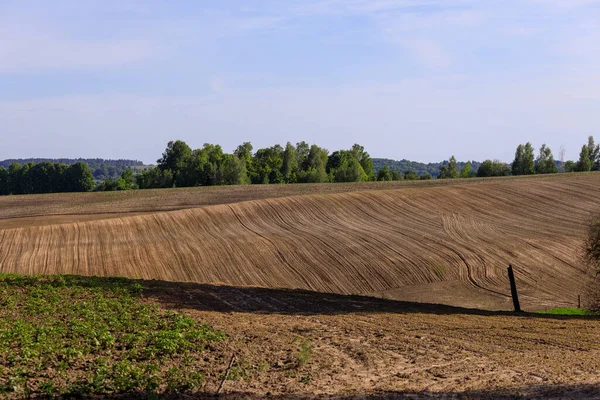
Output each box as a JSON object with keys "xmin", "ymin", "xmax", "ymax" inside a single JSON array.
[{"xmin": 1, "ymin": 173, "xmax": 599, "ymax": 310}]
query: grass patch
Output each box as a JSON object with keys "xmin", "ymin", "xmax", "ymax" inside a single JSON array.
[
  {"xmin": 537, "ymin": 307, "xmax": 596, "ymax": 316},
  {"xmin": 296, "ymin": 338, "xmax": 312, "ymax": 367},
  {"xmin": 0, "ymin": 274, "xmax": 226, "ymax": 397}
]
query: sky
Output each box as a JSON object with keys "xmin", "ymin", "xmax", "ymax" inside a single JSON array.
[{"xmin": 0, "ymin": 0, "xmax": 599, "ymax": 164}]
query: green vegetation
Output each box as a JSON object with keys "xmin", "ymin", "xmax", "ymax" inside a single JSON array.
[
  {"xmin": 439, "ymin": 156, "xmax": 460, "ymax": 179},
  {"xmin": 437, "ymin": 137, "xmax": 599, "ymax": 180},
  {"xmin": 535, "ymin": 144, "xmax": 558, "ymax": 174},
  {"xmin": 0, "ymin": 161, "xmax": 95, "ymax": 195},
  {"xmin": 476, "ymin": 159, "xmax": 511, "ymax": 177},
  {"xmin": 2, "ymin": 136, "xmax": 599, "ymax": 196},
  {"xmin": 512, "ymin": 142, "xmax": 536, "ymax": 176},
  {"xmin": 372, "ymin": 158, "xmax": 481, "ymax": 179},
  {"xmin": 0, "ymin": 158, "xmax": 144, "ymax": 181},
  {"xmin": 295, "ymin": 338, "xmax": 313, "ymax": 367},
  {"xmin": 136, "ymin": 140, "xmax": 376, "ymax": 189},
  {"xmin": 537, "ymin": 308, "xmax": 595, "ymax": 316},
  {"xmin": 0, "ymin": 274, "xmax": 225, "ymax": 397}
]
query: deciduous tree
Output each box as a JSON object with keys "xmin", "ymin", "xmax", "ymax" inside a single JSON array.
[
  {"xmin": 377, "ymin": 166, "xmax": 393, "ymax": 181},
  {"xmin": 577, "ymin": 145, "xmax": 592, "ymax": 172},
  {"xmin": 535, "ymin": 144, "xmax": 558, "ymax": 174},
  {"xmin": 439, "ymin": 156, "xmax": 459, "ymax": 179}
]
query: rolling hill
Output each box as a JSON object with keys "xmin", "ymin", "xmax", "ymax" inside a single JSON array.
[{"xmin": 0, "ymin": 173, "xmax": 598, "ymax": 311}]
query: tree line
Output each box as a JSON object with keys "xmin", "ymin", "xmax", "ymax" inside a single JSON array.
[
  {"xmin": 0, "ymin": 162, "xmax": 95, "ymax": 195},
  {"xmin": 1, "ymin": 137, "xmax": 598, "ymax": 195},
  {"xmin": 134, "ymin": 140, "xmax": 379, "ymax": 190},
  {"xmin": 372, "ymin": 158, "xmax": 481, "ymax": 179},
  {"xmin": 437, "ymin": 136, "xmax": 600, "ymax": 179},
  {"xmin": 0, "ymin": 141, "xmax": 380, "ymax": 195},
  {"xmin": 0, "ymin": 158, "xmax": 144, "ymax": 181}
]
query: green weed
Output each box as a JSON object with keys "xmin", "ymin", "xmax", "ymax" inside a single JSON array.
[
  {"xmin": 0, "ymin": 273, "xmax": 226, "ymax": 397},
  {"xmin": 295, "ymin": 338, "xmax": 313, "ymax": 367},
  {"xmin": 537, "ymin": 307, "xmax": 597, "ymax": 316}
]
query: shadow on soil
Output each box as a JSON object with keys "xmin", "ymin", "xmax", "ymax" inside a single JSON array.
[
  {"xmin": 30, "ymin": 384, "xmax": 600, "ymax": 399},
  {"xmin": 141, "ymin": 279, "xmax": 599, "ymax": 320}
]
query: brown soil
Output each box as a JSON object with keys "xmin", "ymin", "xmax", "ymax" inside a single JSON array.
[
  {"xmin": 1, "ymin": 174, "xmax": 600, "ymax": 397},
  {"xmin": 0, "ymin": 173, "xmax": 584, "ymax": 228},
  {"xmin": 139, "ymin": 280, "xmax": 600, "ymax": 399},
  {"xmin": 1, "ymin": 174, "xmax": 599, "ymax": 311}
]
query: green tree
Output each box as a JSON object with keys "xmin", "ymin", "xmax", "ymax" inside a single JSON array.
[
  {"xmin": 327, "ymin": 150, "xmax": 367, "ymax": 182},
  {"xmin": 477, "ymin": 160, "xmax": 511, "ymax": 177},
  {"xmin": 64, "ymin": 162, "xmax": 95, "ymax": 192},
  {"xmin": 512, "ymin": 143, "xmax": 535, "ymax": 175},
  {"xmin": 253, "ymin": 145, "xmax": 284, "ymax": 184},
  {"xmin": 8, "ymin": 163, "xmax": 22, "ymax": 194},
  {"xmin": 201, "ymin": 143, "xmax": 226, "ymax": 186},
  {"xmin": 459, "ymin": 161, "xmax": 475, "ymax": 178},
  {"xmin": 535, "ymin": 144, "xmax": 558, "ymax": 174},
  {"xmin": 439, "ymin": 156, "xmax": 459, "ymax": 179},
  {"xmin": 351, "ymin": 144, "xmax": 374, "ymax": 181},
  {"xmin": 29, "ymin": 162, "xmax": 56, "ymax": 194},
  {"xmin": 234, "ymin": 142, "xmax": 254, "ymax": 181},
  {"xmin": 587, "ymin": 136, "xmax": 600, "ymax": 171},
  {"xmin": 419, "ymin": 173, "xmax": 432, "ymax": 180},
  {"xmin": 377, "ymin": 166, "xmax": 393, "ymax": 181},
  {"xmin": 576, "ymin": 145, "xmax": 593, "ymax": 172},
  {"xmin": 221, "ymin": 154, "xmax": 250, "ymax": 185},
  {"xmin": 297, "ymin": 145, "xmax": 329, "ymax": 183},
  {"xmin": 391, "ymin": 171, "xmax": 403, "ymax": 181},
  {"xmin": 564, "ymin": 160, "xmax": 577, "ymax": 172},
  {"xmin": 157, "ymin": 140, "xmax": 192, "ymax": 182},
  {"xmin": 136, "ymin": 167, "xmax": 174, "ymax": 189},
  {"xmin": 180, "ymin": 147, "xmax": 209, "ymax": 187},
  {"xmin": 295, "ymin": 141, "xmax": 310, "ymax": 169},
  {"xmin": 404, "ymin": 170, "xmax": 418, "ymax": 180},
  {"xmin": 96, "ymin": 171, "xmax": 136, "ymax": 191},
  {"xmin": 522, "ymin": 142, "xmax": 535, "ymax": 175},
  {"xmin": 0, "ymin": 167, "xmax": 9, "ymax": 195},
  {"xmin": 281, "ymin": 142, "xmax": 298, "ymax": 183},
  {"xmin": 16, "ymin": 163, "xmax": 36, "ymax": 194},
  {"xmin": 477, "ymin": 160, "xmax": 494, "ymax": 177},
  {"xmin": 53, "ymin": 163, "xmax": 69, "ymax": 192},
  {"xmin": 121, "ymin": 169, "xmax": 136, "ymax": 188},
  {"xmin": 511, "ymin": 145, "xmax": 524, "ymax": 175}
]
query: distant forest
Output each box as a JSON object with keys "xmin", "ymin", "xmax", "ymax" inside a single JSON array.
[
  {"xmin": 372, "ymin": 159, "xmax": 482, "ymax": 179},
  {"xmin": 0, "ymin": 159, "xmax": 145, "ymax": 181},
  {"xmin": 0, "ymin": 136, "xmax": 598, "ymax": 196}
]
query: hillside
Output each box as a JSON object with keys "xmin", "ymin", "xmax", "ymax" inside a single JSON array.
[
  {"xmin": 1, "ymin": 173, "xmax": 598, "ymax": 310},
  {"xmin": 0, "ymin": 158, "xmax": 146, "ymax": 181},
  {"xmin": 0, "ymin": 158, "xmax": 144, "ymax": 168},
  {"xmin": 372, "ymin": 158, "xmax": 482, "ymax": 177},
  {"xmin": 0, "ymin": 176, "xmax": 526, "ymax": 230}
]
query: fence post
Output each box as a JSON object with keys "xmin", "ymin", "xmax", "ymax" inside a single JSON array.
[
  {"xmin": 507, "ymin": 264, "xmax": 521, "ymax": 312},
  {"xmin": 578, "ymin": 295, "xmax": 582, "ymax": 309}
]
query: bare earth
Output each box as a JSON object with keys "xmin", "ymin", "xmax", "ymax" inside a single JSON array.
[
  {"xmin": 143, "ymin": 280, "xmax": 600, "ymax": 399},
  {"xmin": 0, "ymin": 174, "xmax": 599, "ymax": 310},
  {"xmin": 1, "ymin": 173, "xmax": 600, "ymax": 397}
]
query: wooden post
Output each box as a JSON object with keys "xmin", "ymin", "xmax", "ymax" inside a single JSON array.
[
  {"xmin": 216, "ymin": 354, "xmax": 237, "ymax": 396},
  {"xmin": 507, "ymin": 264, "xmax": 521, "ymax": 312},
  {"xmin": 578, "ymin": 295, "xmax": 582, "ymax": 309}
]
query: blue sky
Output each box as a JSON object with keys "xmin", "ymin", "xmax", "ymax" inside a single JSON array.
[{"xmin": 0, "ymin": 0, "xmax": 599, "ymax": 164}]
